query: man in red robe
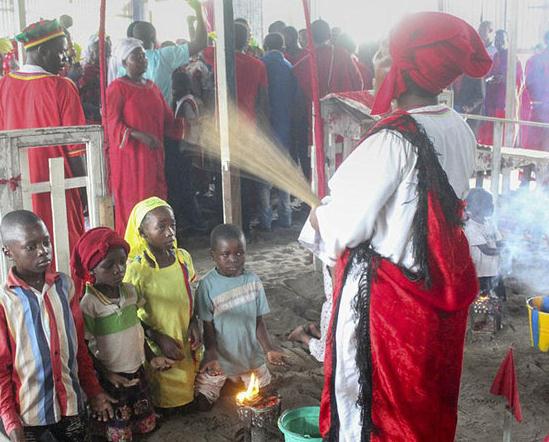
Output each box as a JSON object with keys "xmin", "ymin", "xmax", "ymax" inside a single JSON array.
[
  {"xmin": 293, "ymin": 19, "xmax": 362, "ymax": 100},
  {"xmin": 282, "ymin": 26, "xmax": 307, "ymax": 66},
  {"xmin": 524, "ymin": 31, "xmax": 549, "ymax": 151},
  {"xmin": 300, "ymin": 12, "xmax": 491, "ymax": 441},
  {"xmin": 0, "ymin": 19, "xmax": 86, "ymax": 256},
  {"xmin": 478, "ymin": 29, "xmax": 523, "ymax": 145}
]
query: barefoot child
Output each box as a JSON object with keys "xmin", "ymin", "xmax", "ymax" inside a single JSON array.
[
  {"xmin": 123, "ymin": 197, "xmax": 200, "ymax": 412},
  {"xmin": 0, "ymin": 210, "xmax": 114, "ymax": 442},
  {"xmin": 195, "ymin": 224, "xmax": 287, "ymax": 409},
  {"xmin": 71, "ymin": 227, "xmax": 174, "ymax": 441},
  {"xmin": 464, "ymin": 188, "xmax": 504, "ymax": 294}
]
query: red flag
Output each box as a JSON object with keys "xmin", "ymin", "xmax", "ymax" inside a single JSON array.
[{"xmin": 490, "ymin": 348, "xmax": 523, "ymax": 422}]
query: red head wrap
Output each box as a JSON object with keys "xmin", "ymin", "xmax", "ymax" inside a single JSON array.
[
  {"xmin": 371, "ymin": 12, "xmax": 492, "ymax": 115},
  {"xmin": 70, "ymin": 227, "xmax": 130, "ymax": 298}
]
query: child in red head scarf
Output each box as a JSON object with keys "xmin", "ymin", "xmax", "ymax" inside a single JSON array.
[{"xmin": 71, "ymin": 227, "xmax": 173, "ymax": 442}]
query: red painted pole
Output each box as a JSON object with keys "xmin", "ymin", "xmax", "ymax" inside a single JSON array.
[
  {"xmin": 98, "ymin": 0, "xmax": 108, "ymax": 142},
  {"xmin": 301, "ymin": 0, "xmax": 326, "ymax": 198}
]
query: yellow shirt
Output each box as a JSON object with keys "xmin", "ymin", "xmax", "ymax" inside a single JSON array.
[{"xmin": 124, "ymin": 249, "xmax": 197, "ymax": 408}]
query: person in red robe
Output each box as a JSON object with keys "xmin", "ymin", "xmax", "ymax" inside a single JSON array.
[
  {"xmin": 79, "ymin": 34, "xmax": 111, "ymax": 124},
  {"xmin": 202, "ymin": 24, "xmax": 268, "ymax": 125},
  {"xmin": 0, "ymin": 19, "xmax": 86, "ymax": 256},
  {"xmin": 293, "ymin": 19, "xmax": 363, "ymax": 100},
  {"xmin": 300, "ymin": 12, "xmax": 491, "ymax": 441},
  {"xmin": 282, "ymin": 26, "xmax": 307, "ymax": 66},
  {"xmin": 524, "ymin": 31, "xmax": 549, "ymax": 151},
  {"xmin": 105, "ymin": 38, "xmax": 182, "ymax": 235},
  {"xmin": 478, "ymin": 30, "xmax": 523, "ymax": 145}
]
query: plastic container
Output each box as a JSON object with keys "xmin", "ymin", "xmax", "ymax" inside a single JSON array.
[
  {"xmin": 527, "ymin": 296, "xmax": 549, "ymax": 352},
  {"xmin": 278, "ymin": 406, "xmax": 322, "ymax": 442}
]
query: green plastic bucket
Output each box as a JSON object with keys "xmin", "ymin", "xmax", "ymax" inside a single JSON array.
[{"xmin": 278, "ymin": 406, "xmax": 322, "ymax": 441}]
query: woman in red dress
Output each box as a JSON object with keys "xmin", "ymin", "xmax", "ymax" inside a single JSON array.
[{"xmin": 106, "ymin": 38, "xmax": 181, "ymax": 235}]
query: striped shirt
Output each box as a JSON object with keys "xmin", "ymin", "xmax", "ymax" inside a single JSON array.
[
  {"xmin": 81, "ymin": 283, "xmax": 146, "ymax": 374},
  {"xmin": 0, "ymin": 269, "xmax": 102, "ymax": 434}
]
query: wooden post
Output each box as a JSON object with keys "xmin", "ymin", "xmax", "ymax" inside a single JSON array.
[
  {"xmin": 49, "ymin": 158, "xmax": 70, "ymax": 274},
  {"xmin": 214, "ymin": 0, "xmax": 241, "ymax": 225},
  {"xmin": 491, "ymin": 121, "xmax": 504, "ymax": 206},
  {"xmin": 14, "ymin": 0, "xmax": 26, "ymax": 65},
  {"xmin": 504, "ymin": 0, "xmax": 519, "ymax": 146},
  {"xmin": 0, "ymin": 135, "xmax": 24, "ymax": 283},
  {"xmin": 502, "ymin": 407, "xmax": 512, "ymax": 442},
  {"xmin": 131, "ymin": 0, "xmax": 146, "ymax": 21}
]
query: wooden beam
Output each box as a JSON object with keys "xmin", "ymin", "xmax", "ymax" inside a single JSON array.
[
  {"xmin": 504, "ymin": 0, "xmax": 519, "ymax": 146},
  {"xmin": 491, "ymin": 121, "xmax": 504, "ymax": 206},
  {"xmin": 49, "ymin": 158, "xmax": 70, "ymax": 274},
  {"xmin": 14, "ymin": 0, "xmax": 26, "ymax": 65},
  {"xmin": 214, "ymin": 0, "xmax": 241, "ymax": 226},
  {"xmin": 131, "ymin": 0, "xmax": 146, "ymax": 21}
]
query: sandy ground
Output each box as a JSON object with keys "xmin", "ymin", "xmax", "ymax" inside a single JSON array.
[{"xmin": 142, "ymin": 221, "xmax": 549, "ymax": 442}]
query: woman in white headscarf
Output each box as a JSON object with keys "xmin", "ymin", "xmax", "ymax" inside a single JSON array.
[{"xmin": 106, "ymin": 38, "xmax": 182, "ymax": 235}]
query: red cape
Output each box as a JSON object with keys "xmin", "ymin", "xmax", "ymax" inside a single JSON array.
[{"xmin": 320, "ymin": 114, "xmax": 478, "ymax": 441}]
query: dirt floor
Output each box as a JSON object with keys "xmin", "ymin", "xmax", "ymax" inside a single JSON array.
[{"xmin": 143, "ymin": 219, "xmax": 549, "ymax": 442}]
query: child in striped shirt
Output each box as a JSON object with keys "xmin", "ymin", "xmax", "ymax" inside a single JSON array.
[{"xmin": 0, "ymin": 210, "xmax": 114, "ymax": 442}]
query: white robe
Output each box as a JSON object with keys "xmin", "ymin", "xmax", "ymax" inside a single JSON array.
[{"xmin": 299, "ymin": 104, "xmax": 476, "ymax": 441}]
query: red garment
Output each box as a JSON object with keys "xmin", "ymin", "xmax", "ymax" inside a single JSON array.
[
  {"xmin": 320, "ymin": 113, "xmax": 478, "ymax": 441},
  {"xmin": 284, "ymin": 48, "xmax": 307, "ymax": 66},
  {"xmin": 0, "ymin": 71, "xmax": 86, "ymax": 255},
  {"xmin": 478, "ymin": 50, "xmax": 523, "ymax": 145},
  {"xmin": 356, "ymin": 60, "xmax": 373, "ymax": 90},
  {"xmin": 371, "ymin": 12, "xmax": 492, "ymax": 115},
  {"xmin": 293, "ymin": 45, "xmax": 363, "ymax": 100},
  {"xmin": 105, "ymin": 77, "xmax": 182, "ymax": 236},
  {"xmin": 490, "ymin": 348, "xmax": 522, "ymax": 422},
  {"xmin": 70, "ymin": 227, "xmax": 130, "ymax": 298},
  {"xmin": 78, "ymin": 63, "xmax": 102, "ymax": 124},
  {"xmin": 202, "ymin": 47, "xmax": 268, "ymax": 123},
  {"xmin": 523, "ymin": 50, "xmax": 549, "ymax": 150}
]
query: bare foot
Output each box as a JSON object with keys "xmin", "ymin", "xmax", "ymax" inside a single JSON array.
[
  {"xmin": 306, "ymin": 323, "xmax": 321, "ymax": 339},
  {"xmin": 288, "ymin": 325, "xmax": 311, "ymax": 345}
]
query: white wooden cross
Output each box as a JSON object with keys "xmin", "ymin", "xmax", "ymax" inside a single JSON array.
[{"xmin": 0, "ymin": 125, "xmax": 108, "ymax": 280}]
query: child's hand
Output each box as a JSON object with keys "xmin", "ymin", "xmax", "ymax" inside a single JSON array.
[
  {"xmin": 150, "ymin": 356, "xmax": 175, "ymax": 371},
  {"xmin": 188, "ymin": 321, "xmax": 202, "ymax": 351},
  {"xmin": 200, "ymin": 351, "xmax": 224, "ymax": 376},
  {"xmin": 105, "ymin": 371, "xmax": 140, "ymax": 388},
  {"xmin": 153, "ymin": 331, "xmax": 185, "ymax": 361},
  {"xmin": 9, "ymin": 428, "xmax": 25, "ymax": 442},
  {"xmin": 267, "ymin": 349, "xmax": 289, "ymax": 367},
  {"xmin": 89, "ymin": 392, "xmax": 117, "ymax": 422}
]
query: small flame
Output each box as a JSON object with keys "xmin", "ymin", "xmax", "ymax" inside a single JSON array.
[{"xmin": 236, "ymin": 373, "xmax": 260, "ymax": 404}]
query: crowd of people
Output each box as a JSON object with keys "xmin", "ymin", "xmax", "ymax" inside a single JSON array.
[
  {"xmin": 0, "ymin": 4, "xmax": 546, "ymax": 442},
  {"xmin": 453, "ymin": 20, "xmax": 549, "ymax": 151}
]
